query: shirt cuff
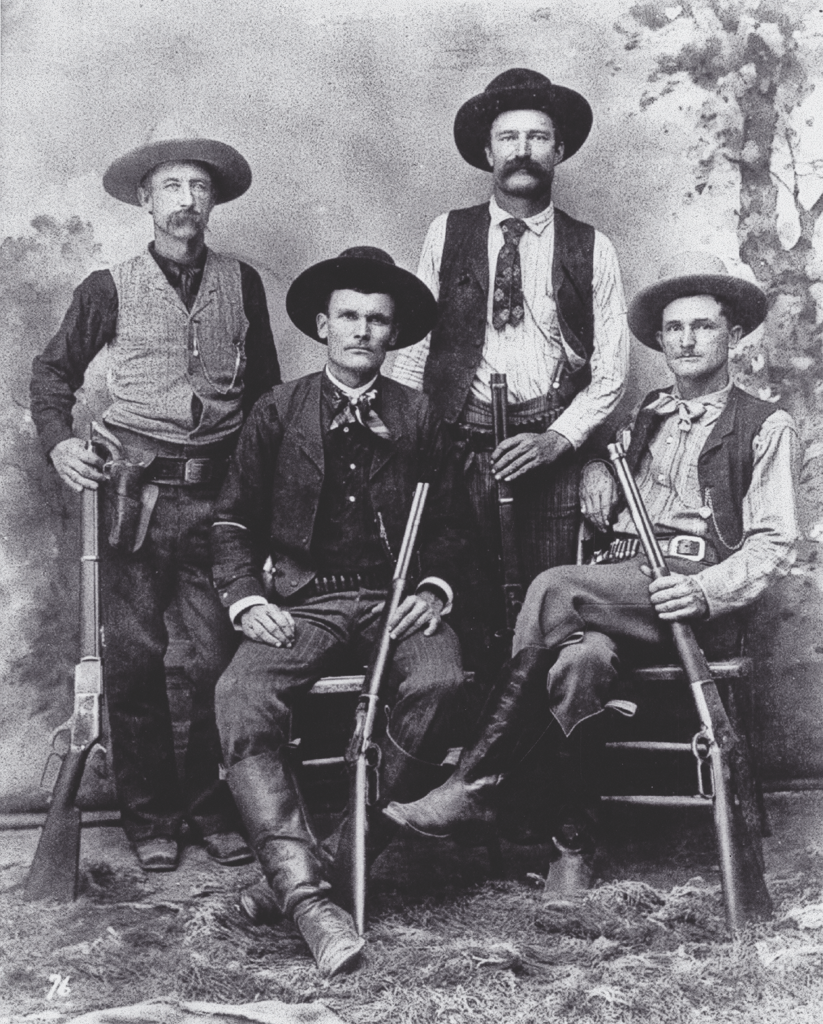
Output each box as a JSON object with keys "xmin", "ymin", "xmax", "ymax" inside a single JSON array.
[
  {"xmin": 228, "ymin": 594, "xmax": 268, "ymax": 629},
  {"xmin": 416, "ymin": 576, "xmax": 453, "ymax": 615},
  {"xmin": 547, "ymin": 420, "xmax": 581, "ymax": 451}
]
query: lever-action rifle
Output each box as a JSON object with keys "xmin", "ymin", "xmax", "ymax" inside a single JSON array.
[
  {"xmin": 491, "ymin": 373, "xmax": 524, "ymax": 638},
  {"xmin": 342, "ymin": 481, "xmax": 430, "ymax": 936},
  {"xmin": 25, "ymin": 435, "xmax": 105, "ymax": 902},
  {"xmin": 608, "ymin": 439, "xmax": 772, "ymax": 935}
]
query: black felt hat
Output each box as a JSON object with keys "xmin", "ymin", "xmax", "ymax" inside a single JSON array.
[
  {"xmin": 103, "ymin": 138, "xmax": 252, "ymax": 206},
  {"xmin": 286, "ymin": 247, "xmax": 437, "ymax": 349},
  {"xmin": 628, "ymin": 252, "xmax": 768, "ymax": 350},
  {"xmin": 454, "ymin": 68, "xmax": 593, "ymax": 170}
]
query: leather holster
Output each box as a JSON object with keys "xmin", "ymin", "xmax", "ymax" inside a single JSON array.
[{"xmin": 103, "ymin": 455, "xmax": 159, "ymax": 553}]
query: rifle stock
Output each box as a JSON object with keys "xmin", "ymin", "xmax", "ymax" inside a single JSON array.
[
  {"xmin": 340, "ymin": 482, "xmax": 430, "ymax": 936},
  {"xmin": 25, "ymin": 450, "xmax": 104, "ymax": 903},
  {"xmin": 490, "ymin": 373, "xmax": 524, "ymax": 637},
  {"xmin": 608, "ymin": 440, "xmax": 772, "ymax": 935}
]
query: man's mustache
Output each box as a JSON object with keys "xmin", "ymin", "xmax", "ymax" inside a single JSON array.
[
  {"xmin": 502, "ymin": 158, "xmax": 552, "ymax": 179},
  {"xmin": 168, "ymin": 211, "xmax": 203, "ymax": 227}
]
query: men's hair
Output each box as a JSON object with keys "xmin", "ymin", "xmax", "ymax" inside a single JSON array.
[
  {"xmin": 485, "ymin": 110, "xmax": 564, "ymax": 151},
  {"xmin": 321, "ymin": 287, "xmax": 398, "ymax": 321},
  {"xmin": 138, "ymin": 160, "xmax": 218, "ymax": 200}
]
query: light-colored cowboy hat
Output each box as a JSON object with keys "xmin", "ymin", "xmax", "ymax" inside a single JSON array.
[
  {"xmin": 103, "ymin": 138, "xmax": 252, "ymax": 206},
  {"xmin": 454, "ymin": 67, "xmax": 593, "ymax": 170},
  {"xmin": 286, "ymin": 246, "xmax": 438, "ymax": 349},
  {"xmin": 628, "ymin": 252, "xmax": 768, "ymax": 350}
]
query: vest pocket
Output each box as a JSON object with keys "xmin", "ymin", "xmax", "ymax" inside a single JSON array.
[{"xmin": 188, "ymin": 319, "xmax": 246, "ymax": 396}]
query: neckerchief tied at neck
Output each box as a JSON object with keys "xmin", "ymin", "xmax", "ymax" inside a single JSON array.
[
  {"xmin": 329, "ymin": 387, "xmax": 392, "ymax": 440},
  {"xmin": 646, "ymin": 392, "xmax": 707, "ymax": 433}
]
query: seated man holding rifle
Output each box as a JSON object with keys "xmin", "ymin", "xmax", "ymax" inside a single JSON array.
[
  {"xmin": 385, "ymin": 251, "xmax": 802, "ymax": 895},
  {"xmin": 211, "ymin": 247, "xmax": 472, "ymax": 976}
]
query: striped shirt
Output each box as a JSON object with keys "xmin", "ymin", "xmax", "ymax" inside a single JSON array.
[
  {"xmin": 387, "ymin": 198, "xmax": 630, "ymax": 450},
  {"xmin": 611, "ymin": 382, "xmax": 803, "ymax": 617}
]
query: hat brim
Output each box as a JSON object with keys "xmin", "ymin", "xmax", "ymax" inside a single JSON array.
[
  {"xmin": 286, "ymin": 258, "xmax": 438, "ymax": 349},
  {"xmin": 454, "ymin": 83, "xmax": 593, "ymax": 170},
  {"xmin": 103, "ymin": 139, "xmax": 252, "ymax": 206},
  {"xmin": 628, "ymin": 275, "xmax": 768, "ymax": 350}
]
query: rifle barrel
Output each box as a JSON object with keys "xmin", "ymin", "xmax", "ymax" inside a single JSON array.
[{"xmin": 608, "ymin": 439, "xmax": 772, "ymax": 934}]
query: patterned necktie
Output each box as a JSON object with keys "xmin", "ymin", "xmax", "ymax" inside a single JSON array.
[
  {"xmin": 329, "ymin": 389, "xmax": 392, "ymax": 440},
  {"xmin": 492, "ymin": 218, "xmax": 528, "ymax": 331},
  {"xmin": 648, "ymin": 393, "xmax": 707, "ymax": 433}
]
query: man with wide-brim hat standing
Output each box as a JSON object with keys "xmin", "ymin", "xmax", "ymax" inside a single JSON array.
[
  {"xmin": 386, "ymin": 251, "xmax": 802, "ymax": 894},
  {"xmin": 389, "ymin": 68, "xmax": 630, "ymax": 662},
  {"xmin": 30, "ymin": 138, "xmax": 281, "ymax": 872},
  {"xmin": 211, "ymin": 246, "xmax": 473, "ymax": 976}
]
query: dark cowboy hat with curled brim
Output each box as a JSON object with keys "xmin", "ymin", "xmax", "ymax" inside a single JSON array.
[
  {"xmin": 628, "ymin": 252, "xmax": 768, "ymax": 351},
  {"xmin": 286, "ymin": 246, "xmax": 438, "ymax": 349},
  {"xmin": 454, "ymin": 68, "xmax": 593, "ymax": 170},
  {"xmin": 103, "ymin": 138, "xmax": 252, "ymax": 206}
]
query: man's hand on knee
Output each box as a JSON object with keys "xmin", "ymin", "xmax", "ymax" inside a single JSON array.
[
  {"xmin": 240, "ymin": 603, "xmax": 296, "ymax": 647},
  {"xmin": 389, "ymin": 591, "xmax": 444, "ymax": 641},
  {"xmin": 644, "ymin": 568, "xmax": 709, "ymax": 621}
]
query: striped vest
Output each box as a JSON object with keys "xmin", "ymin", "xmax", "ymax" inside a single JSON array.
[{"xmin": 106, "ymin": 249, "xmax": 248, "ymax": 444}]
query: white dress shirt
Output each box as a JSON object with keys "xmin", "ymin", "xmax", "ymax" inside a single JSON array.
[{"xmin": 388, "ymin": 198, "xmax": 630, "ymax": 449}]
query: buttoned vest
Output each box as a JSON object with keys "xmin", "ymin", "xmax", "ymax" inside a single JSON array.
[
  {"xmin": 626, "ymin": 385, "xmax": 778, "ymax": 556},
  {"xmin": 422, "ymin": 203, "xmax": 596, "ymax": 424},
  {"xmin": 106, "ymin": 250, "xmax": 248, "ymax": 444}
]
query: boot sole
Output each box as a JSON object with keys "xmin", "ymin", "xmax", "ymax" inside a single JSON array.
[
  {"xmin": 323, "ymin": 937, "xmax": 366, "ymax": 978},
  {"xmin": 382, "ymin": 804, "xmax": 453, "ymax": 840}
]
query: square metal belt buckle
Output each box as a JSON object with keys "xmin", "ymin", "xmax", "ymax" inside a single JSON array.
[
  {"xmin": 668, "ymin": 535, "xmax": 706, "ymax": 562},
  {"xmin": 184, "ymin": 458, "xmax": 212, "ymax": 484}
]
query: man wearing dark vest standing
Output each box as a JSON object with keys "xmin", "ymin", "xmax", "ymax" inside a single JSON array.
[
  {"xmin": 386, "ymin": 253, "xmax": 802, "ymax": 891},
  {"xmin": 30, "ymin": 138, "xmax": 281, "ymax": 872},
  {"xmin": 389, "ymin": 68, "xmax": 630, "ymax": 647}
]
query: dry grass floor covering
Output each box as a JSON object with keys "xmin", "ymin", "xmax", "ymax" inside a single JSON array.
[{"xmin": 2, "ymin": 849, "xmax": 823, "ymax": 1024}]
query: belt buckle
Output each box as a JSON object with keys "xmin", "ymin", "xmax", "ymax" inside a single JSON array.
[
  {"xmin": 668, "ymin": 535, "xmax": 706, "ymax": 562},
  {"xmin": 184, "ymin": 458, "xmax": 212, "ymax": 485}
]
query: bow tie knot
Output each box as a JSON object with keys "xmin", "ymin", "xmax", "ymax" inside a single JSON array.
[
  {"xmin": 329, "ymin": 388, "xmax": 391, "ymax": 439},
  {"xmin": 649, "ymin": 393, "xmax": 707, "ymax": 432}
]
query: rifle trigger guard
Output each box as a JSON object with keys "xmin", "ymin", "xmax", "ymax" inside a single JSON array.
[
  {"xmin": 691, "ymin": 730, "xmax": 713, "ymax": 800},
  {"xmin": 48, "ymin": 717, "xmax": 73, "ymax": 752},
  {"xmin": 39, "ymin": 751, "xmax": 64, "ymax": 792}
]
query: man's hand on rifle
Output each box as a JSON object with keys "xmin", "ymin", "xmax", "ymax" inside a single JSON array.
[
  {"xmin": 579, "ymin": 461, "xmax": 618, "ymax": 531},
  {"xmin": 240, "ymin": 603, "xmax": 296, "ymax": 647},
  {"xmin": 388, "ymin": 589, "xmax": 444, "ymax": 641},
  {"xmin": 492, "ymin": 428, "xmax": 572, "ymax": 482},
  {"xmin": 642, "ymin": 567, "xmax": 709, "ymax": 621},
  {"xmin": 51, "ymin": 438, "xmax": 106, "ymax": 493}
]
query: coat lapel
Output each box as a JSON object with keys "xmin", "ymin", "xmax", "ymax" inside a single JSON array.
[
  {"xmin": 369, "ymin": 377, "xmax": 401, "ymax": 481},
  {"xmin": 291, "ymin": 372, "xmax": 325, "ymax": 476}
]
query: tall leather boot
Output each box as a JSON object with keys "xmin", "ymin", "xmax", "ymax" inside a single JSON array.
[
  {"xmin": 227, "ymin": 752, "xmax": 364, "ymax": 977},
  {"xmin": 383, "ymin": 646, "xmax": 557, "ymax": 839},
  {"xmin": 544, "ymin": 715, "xmax": 605, "ymax": 898}
]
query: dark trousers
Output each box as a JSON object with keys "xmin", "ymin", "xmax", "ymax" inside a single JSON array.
[
  {"xmin": 513, "ymin": 555, "xmax": 741, "ymax": 736},
  {"xmin": 216, "ymin": 588, "xmax": 467, "ymax": 769},
  {"xmin": 455, "ymin": 443, "xmax": 580, "ymax": 670},
  {"xmin": 102, "ymin": 482, "xmax": 239, "ymax": 844}
]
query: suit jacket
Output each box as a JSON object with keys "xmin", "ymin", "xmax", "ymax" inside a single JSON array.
[{"xmin": 211, "ymin": 371, "xmax": 472, "ymax": 609}]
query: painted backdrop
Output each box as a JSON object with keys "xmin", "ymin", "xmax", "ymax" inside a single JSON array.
[{"xmin": 2, "ymin": 0, "xmax": 823, "ymax": 810}]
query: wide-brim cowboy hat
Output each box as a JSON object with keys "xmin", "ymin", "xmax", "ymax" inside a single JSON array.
[
  {"xmin": 286, "ymin": 246, "xmax": 437, "ymax": 350},
  {"xmin": 628, "ymin": 252, "xmax": 768, "ymax": 350},
  {"xmin": 103, "ymin": 138, "xmax": 252, "ymax": 206},
  {"xmin": 454, "ymin": 68, "xmax": 593, "ymax": 171}
]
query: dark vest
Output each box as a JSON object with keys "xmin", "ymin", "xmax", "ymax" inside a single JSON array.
[
  {"xmin": 422, "ymin": 203, "xmax": 596, "ymax": 424},
  {"xmin": 626, "ymin": 385, "xmax": 778, "ymax": 556}
]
